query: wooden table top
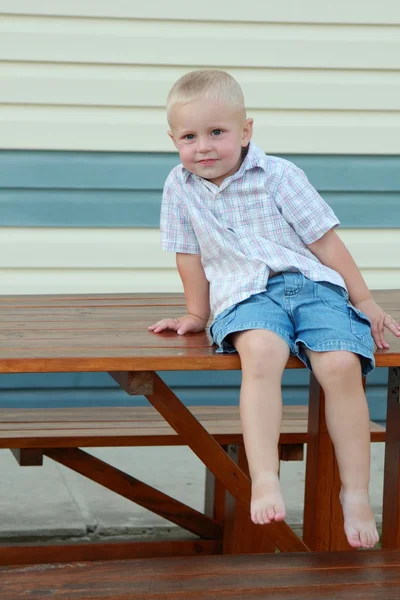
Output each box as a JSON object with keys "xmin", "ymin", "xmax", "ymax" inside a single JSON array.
[{"xmin": 0, "ymin": 290, "xmax": 399, "ymax": 373}]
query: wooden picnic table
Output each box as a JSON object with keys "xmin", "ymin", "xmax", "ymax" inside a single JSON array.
[{"xmin": 0, "ymin": 289, "xmax": 399, "ymax": 555}]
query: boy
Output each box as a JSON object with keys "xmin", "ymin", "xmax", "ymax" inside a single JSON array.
[{"xmin": 149, "ymin": 69, "xmax": 400, "ymax": 549}]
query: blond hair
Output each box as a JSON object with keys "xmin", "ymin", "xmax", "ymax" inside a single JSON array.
[{"xmin": 166, "ymin": 69, "xmax": 245, "ymax": 122}]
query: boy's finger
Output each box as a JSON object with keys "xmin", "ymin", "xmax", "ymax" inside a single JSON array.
[
  {"xmin": 379, "ymin": 318, "xmax": 390, "ymax": 348},
  {"xmin": 384, "ymin": 315, "xmax": 400, "ymax": 336},
  {"xmin": 149, "ymin": 319, "xmax": 178, "ymax": 333},
  {"xmin": 148, "ymin": 320, "xmax": 165, "ymax": 330},
  {"xmin": 372, "ymin": 321, "xmax": 385, "ymax": 349}
]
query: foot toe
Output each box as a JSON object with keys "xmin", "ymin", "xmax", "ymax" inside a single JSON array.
[
  {"xmin": 275, "ymin": 507, "xmax": 286, "ymax": 522},
  {"xmin": 266, "ymin": 507, "xmax": 276, "ymax": 522},
  {"xmin": 347, "ymin": 530, "xmax": 362, "ymax": 548},
  {"xmin": 261, "ymin": 510, "xmax": 271, "ymax": 525},
  {"xmin": 360, "ymin": 530, "xmax": 369, "ymax": 548}
]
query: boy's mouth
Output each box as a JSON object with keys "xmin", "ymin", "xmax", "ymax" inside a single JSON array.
[{"xmin": 198, "ymin": 159, "xmax": 217, "ymax": 166}]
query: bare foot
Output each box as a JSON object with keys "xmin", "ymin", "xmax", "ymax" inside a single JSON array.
[
  {"xmin": 340, "ymin": 488, "xmax": 379, "ymax": 549},
  {"xmin": 251, "ymin": 472, "xmax": 286, "ymax": 525}
]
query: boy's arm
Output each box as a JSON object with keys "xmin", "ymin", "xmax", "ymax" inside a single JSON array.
[
  {"xmin": 149, "ymin": 253, "xmax": 210, "ymax": 335},
  {"xmin": 308, "ymin": 229, "xmax": 400, "ymax": 348},
  {"xmin": 177, "ymin": 253, "xmax": 210, "ymax": 322}
]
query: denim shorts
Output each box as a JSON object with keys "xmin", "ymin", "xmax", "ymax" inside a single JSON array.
[{"xmin": 210, "ymin": 273, "xmax": 375, "ymax": 376}]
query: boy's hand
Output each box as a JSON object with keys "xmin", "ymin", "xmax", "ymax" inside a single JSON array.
[
  {"xmin": 148, "ymin": 314, "xmax": 207, "ymax": 336},
  {"xmin": 354, "ymin": 298, "xmax": 400, "ymax": 349}
]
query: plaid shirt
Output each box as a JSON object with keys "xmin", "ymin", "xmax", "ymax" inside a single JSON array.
[{"xmin": 160, "ymin": 142, "xmax": 345, "ymax": 317}]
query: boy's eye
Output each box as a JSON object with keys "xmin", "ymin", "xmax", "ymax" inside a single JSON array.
[
  {"xmin": 211, "ymin": 129, "xmax": 222, "ymax": 136},
  {"xmin": 184, "ymin": 134, "xmax": 195, "ymax": 140}
]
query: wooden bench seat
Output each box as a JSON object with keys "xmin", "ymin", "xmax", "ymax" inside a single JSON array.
[
  {"xmin": 1, "ymin": 550, "xmax": 399, "ymax": 599},
  {"xmin": 0, "ymin": 404, "xmax": 385, "ymax": 450}
]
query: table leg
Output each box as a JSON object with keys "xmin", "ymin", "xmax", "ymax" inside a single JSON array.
[
  {"xmin": 304, "ymin": 374, "xmax": 351, "ymax": 551},
  {"xmin": 382, "ymin": 367, "xmax": 400, "ymax": 548},
  {"xmin": 223, "ymin": 444, "xmax": 276, "ymax": 553},
  {"xmin": 111, "ymin": 371, "xmax": 309, "ymax": 552}
]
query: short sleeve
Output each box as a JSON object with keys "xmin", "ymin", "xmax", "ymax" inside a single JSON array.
[
  {"xmin": 160, "ymin": 174, "xmax": 200, "ymax": 254},
  {"xmin": 274, "ymin": 164, "xmax": 340, "ymax": 245}
]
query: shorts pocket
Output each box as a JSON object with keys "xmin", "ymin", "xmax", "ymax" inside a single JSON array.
[
  {"xmin": 349, "ymin": 306, "xmax": 373, "ymax": 343},
  {"xmin": 316, "ymin": 281, "xmax": 348, "ymax": 314},
  {"xmin": 210, "ymin": 306, "xmax": 237, "ymax": 342}
]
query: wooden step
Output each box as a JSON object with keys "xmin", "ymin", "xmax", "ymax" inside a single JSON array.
[
  {"xmin": 0, "ymin": 405, "xmax": 385, "ymax": 449},
  {"xmin": 1, "ymin": 550, "xmax": 399, "ymax": 599}
]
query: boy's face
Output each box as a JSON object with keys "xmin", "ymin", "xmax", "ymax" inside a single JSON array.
[{"xmin": 168, "ymin": 99, "xmax": 253, "ymax": 187}]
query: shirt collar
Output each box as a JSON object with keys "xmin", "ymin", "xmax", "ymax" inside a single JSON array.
[{"xmin": 181, "ymin": 141, "xmax": 266, "ymax": 183}]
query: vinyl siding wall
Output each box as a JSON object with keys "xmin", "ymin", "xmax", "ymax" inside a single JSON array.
[{"xmin": 0, "ymin": 2, "xmax": 399, "ymax": 418}]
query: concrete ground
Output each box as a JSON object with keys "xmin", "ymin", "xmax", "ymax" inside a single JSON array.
[{"xmin": 0, "ymin": 443, "xmax": 385, "ymax": 543}]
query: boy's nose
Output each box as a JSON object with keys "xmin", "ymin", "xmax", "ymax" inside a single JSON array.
[{"xmin": 197, "ymin": 138, "xmax": 213, "ymax": 153}]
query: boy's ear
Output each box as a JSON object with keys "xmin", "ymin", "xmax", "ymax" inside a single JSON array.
[
  {"xmin": 168, "ymin": 130, "xmax": 178, "ymax": 149},
  {"xmin": 241, "ymin": 118, "xmax": 253, "ymax": 146}
]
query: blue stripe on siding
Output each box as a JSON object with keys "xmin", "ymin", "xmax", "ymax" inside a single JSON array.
[
  {"xmin": 0, "ymin": 369, "xmax": 388, "ymax": 422},
  {"xmin": 1, "ymin": 151, "xmax": 399, "ymax": 228}
]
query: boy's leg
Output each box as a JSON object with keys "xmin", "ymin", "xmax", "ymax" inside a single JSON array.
[
  {"xmin": 305, "ymin": 348, "xmax": 379, "ymax": 549},
  {"xmin": 231, "ymin": 329, "xmax": 290, "ymax": 525}
]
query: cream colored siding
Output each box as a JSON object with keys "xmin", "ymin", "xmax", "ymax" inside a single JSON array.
[
  {"xmin": 1, "ymin": 1, "xmax": 400, "ymax": 25},
  {"xmin": 0, "ymin": 3, "xmax": 398, "ymax": 296},
  {"xmin": 0, "ymin": 229, "xmax": 399, "ymax": 294},
  {"xmin": 0, "ymin": 8, "xmax": 400, "ymax": 153}
]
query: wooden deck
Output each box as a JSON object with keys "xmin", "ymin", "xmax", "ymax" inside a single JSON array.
[{"xmin": 1, "ymin": 550, "xmax": 400, "ymax": 599}]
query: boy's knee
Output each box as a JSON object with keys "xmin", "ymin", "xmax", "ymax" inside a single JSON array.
[
  {"xmin": 234, "ymin": 330, "xmax": 289, "ymax": 376},
  {"xmin": 310, "ymin": 350, "xmax": 361, "ymax": 386}
]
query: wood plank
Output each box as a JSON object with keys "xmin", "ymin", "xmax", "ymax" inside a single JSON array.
[
  {"xmin": 45, "ymin": 448, "xmax": 223, "ymax": 539},
  {"xmin": 0, "ymin": 404, "xmax": 385, "ymax": 448},
  {"xmin": 1, "ymin": 551, "xmax": 400, "ymax": 599},
  {"xmin": 0, "ymin": 290, "xmax": 398, "ymax": 373},
  {"xmin": 303, "ymin": 374, "xmax": 350, "ymax": 551},
  {"xmin": 0, "ymin": 539, "xmax": 221, "ymax": 566},
  {"xmin": 0, "ymin": 432, "xmax": 307, "ymax": 449},
  {"xmin": 0, "ymin": 289, "xmax": 394, "ymax": 307},
  {"xmin": 382, "ymin": 366, "xmax": 400, "ymax": 548},
  {"xmin": 11, "ymin": 448, "xmax": 43, "ymax": 466},
  {"xmin": 223, "ymin": 444, "xmax": 276, "ymax": 554},
  {"xmin": 3, "ymin": 549, "xmax": 399, "ymax": 575},
  {"xmin": 204, "ymin": 445, "xmax": 228, "ymax": 525},
  {"xmin": 1, "ymin": 346, "xmax": 399, "ymax": 372},
  {"xmin": 0, "ymin": 306, "xmax": 189, "ymax": 320},
  {"xmin": 0, "ymin": 417, "xmax": 383, "ymax": 433},
  {"xmin": 0, "ymin": 405, "xmax": 313, "ymax": 422}
]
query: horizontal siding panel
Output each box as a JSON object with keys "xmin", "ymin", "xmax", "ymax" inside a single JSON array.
[
  {"xmin": 1, "ymin": 268, "xmax": 398, "ymax": 295},
  {"xmin": 1, "ymin": 107, "xmax": 400, "ymax": 153},
  {"xmin": 0, "ymin": 229, "xmax": 398, "ymax": 294},
  {"xmin": 1, "ymin": 19, "xmax": 399, "ymax": 69},
  {"xmin": 0, "ymin": 268, "xmax": 399, "ymax": 296},
  {"xmin": 1, "ymin": 14, "xmax": 399, "ymax": 153},
  {"xmin": 0, "ymin": 151, "xmax": 179, "ymax": 190},
  {"xmin": 1, "ymin": 1, "xmax": 400, "ymax": 25},
  {"xmin": 2, "ymin": 152, "xmax": 400, "ymax": 191},
  {"xmin": 0, "ymin": 153, "xmax": 399, "ymax": 228},
  {"xmin": 0, "ymin": 268, "xmax": 182, "ymax": 294},
  {"xmin": 0, "ymin": 368, "xmax": 388, "ymax": 390},
  {"xmin": 0, "ymin": 229, "xmax": 175, "ymax": 269},
  {"xmin": 2, "ymin": 64, "xmax": 400, "ymax": 112},
  {"xmin": 0, "ymin": 190, "xmax": 162, "ymax": 228},
  {"xmin": 0, "ymin": 368, "xmax": 389, "ymax": 420},
  {"xmin": 1, "ymin": 190, "xmax": 399, "ymax": 229},
  {"xmin": 1, "ymin": 229, "xmax": 399, "ymax": 269}
]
